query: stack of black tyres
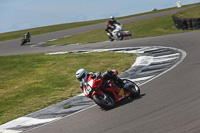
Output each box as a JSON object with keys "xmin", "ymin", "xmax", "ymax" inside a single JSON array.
[{"xmin": 172, "ymin": 15, "xmax": 200, "ymax": 30}]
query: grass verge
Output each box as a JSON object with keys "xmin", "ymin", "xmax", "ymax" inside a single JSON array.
[
  {"xmin": 174, "ymin": 6, "xmax": 200, "ymax": 18},
  {"xmin": 0, "ymin": 3, "xmax": 199, "ymax": 42},
  {"xmin": 44, "ymin": 14, "xmax": 188, "ymax": 46},
  {"xmin": 0, "ymin": 52, "xmax": 136, "ymax": 124}
]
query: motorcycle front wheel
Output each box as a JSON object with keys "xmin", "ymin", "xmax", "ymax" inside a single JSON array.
[
  {"xmin": 92, "ymin": 93, "xmax": 115, "ymax": 109},
  {"xmin": 129, "ymin": 82, "xmax": 140, "ymax": 98},
  {"xmin": 21, "ymin": 40, "xmax": 27, "ymax": 46}
]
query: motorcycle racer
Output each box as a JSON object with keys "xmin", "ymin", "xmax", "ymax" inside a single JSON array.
[
  {"xmin": 76, "ymin": 68, "xmax": 125, "ymax": 91},
  {"xmin": 105, "ymin": 16, "xmax": 120, "ymax": 36},
  {"xmin": 22, "ymin": 32, "xmax": 31, "ymax": 42}
]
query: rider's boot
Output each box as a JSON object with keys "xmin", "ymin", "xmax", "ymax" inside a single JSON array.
[
  {"xmin": 116, "ymin": 78, "xmax": 125, "ymax": 89},
  {"xmin": 109, "ymin": 32, "xmax": 113, "ymax": 37},
  {"xmin": 117, "ymin": 78, "xmax": 130, "ymax": 94}
]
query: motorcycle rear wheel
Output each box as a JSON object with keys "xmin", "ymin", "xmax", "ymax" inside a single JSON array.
[
  {"xmin": 92, "ymin": 93, "xmax": 115, "ymax": 109},
  {"xmin": 118, "ymin": 31, "xmax": 124, "ymax": 40},
  {"xmin": 123, "ymin": 79, "xmax": 140, "ymax": 98},
  {"xmin": 119, "ymin": 36, "xmax": 124, "ymax": 40}
]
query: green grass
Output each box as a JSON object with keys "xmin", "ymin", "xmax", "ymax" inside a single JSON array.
[
  {"xmin": 125, "ymin": 14, "xmax": 186, "ymax": 38},
  {"xmin": 174, "ymin": 6, "xmax": 200, "ymax": 18},
  {"xmin": 0, "ymin": 52, "xmax": 136, "ymax": 124},
  {"xmin": 0, "ymin": 2, "xmax": 199, "ymax": 125},
  {"xmin": 44, "ymin": 14, "xmax": 187, "ymax": 46},
  {"xmin": 44, "ymin": 4, "xmax": 200, "ymax": 46},
  {"xmin": 0, "ymin": 2, "xmax": 199, "ymax": 42},
  {"xmin": 63, "ymin": 105, "xmax": 72, "ymax": 109},
  {"xmin": 0, "ymin": 20, "xmax": 107, "ymax": 42},
  {"xmin": 44, "ymin": 28, "xmax": 108, "ymax": 45}
]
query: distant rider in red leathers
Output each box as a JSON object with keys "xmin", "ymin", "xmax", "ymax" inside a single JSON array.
[{"xmin": 105, "ymin": 16, "xmax": 120, "ymax": 37}]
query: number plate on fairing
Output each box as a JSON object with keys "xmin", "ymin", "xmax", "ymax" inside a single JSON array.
[{"xmin": 84, "ymin": 86, "xmax": 92, "ymax": 95}]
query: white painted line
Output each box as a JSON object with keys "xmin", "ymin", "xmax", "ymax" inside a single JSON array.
[
  {"xmin": 1, "ymin": 129, "xmax": 22, "ymax": 133},
  {"xmin": 135, "ymin": 47, "xmax": 161, "ymax": 53},
  {"xmin": 24, "ymin": 104, "xmax": 97, "ymax": 133},
  {"xmin": 0, "ymin": 117, "xmax": 59, "ymax": 133},
  {"xmin": 132, "ymin": 56, "xmax": 153, "ymax": 66},
  {"xmin": 47, "ymin": 51, "xmax": 69, "ymax": 55},
  {"xmin": 140, "ymin": 49, "xmax": 186, "ymax": 86},
  {"xmin": 127, "ymin": 75, "xmax": 154, "ymax": 82},
  {"xmin": 153, "ymin": 53, "xmax": 180, "ymax": 59},
  {"xmin": 48, "ymin": 39, "xmax": 58, "ymax": 42},
  {"xmin": 152, "ymin": 56, "xmax": 179, "ymax": 63}
]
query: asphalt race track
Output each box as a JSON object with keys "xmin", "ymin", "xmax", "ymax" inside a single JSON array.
[
  {"xmin": 1, "ymin": 6, "xmax": 200, "ymax": 133},
  {"xmin": 0, "ymin": 5, "xmax": 197, "ymax": 56},
  {"xmin": 23, "ymin": 30, "xmax": 200, "ymax": 133}
]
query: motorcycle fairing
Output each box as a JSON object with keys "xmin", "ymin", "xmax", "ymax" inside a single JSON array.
[{"xmin": 83, "ymin": 74, "xmax": 131, "ymax": 103}]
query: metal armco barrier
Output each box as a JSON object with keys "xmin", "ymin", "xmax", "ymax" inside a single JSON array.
[{"xmin": 172, "ymin": 15, "xmax": 200, "ymax": 30}]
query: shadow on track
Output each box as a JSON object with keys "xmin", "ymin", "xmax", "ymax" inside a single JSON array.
[
  {"xmin": 20, "ymin": 43, "xmax": 35, "ymax": 46},
  {"xmin": 100, "ymin": 93, "xmax": 146, "ymax": 111}
]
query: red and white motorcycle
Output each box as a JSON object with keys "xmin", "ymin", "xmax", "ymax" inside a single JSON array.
[{"xmin": 83, "ymin": 73, "xmax": 140, "ymax": 109}]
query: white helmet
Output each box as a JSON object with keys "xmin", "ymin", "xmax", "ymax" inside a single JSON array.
[
  {"xmin": 76, "ymin": 68, "xmax": 87, "ymax": 81},
  {"xmin": 110, "ymin": 16, "xmax": 115, "ymax": 21}
]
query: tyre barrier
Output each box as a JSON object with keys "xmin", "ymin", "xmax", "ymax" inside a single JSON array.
[{"xmin": 172, "ymin": 15, "xmax": 200, "ymax": 30}]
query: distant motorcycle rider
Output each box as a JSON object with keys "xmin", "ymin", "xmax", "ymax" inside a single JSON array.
[
  {"xmin": 76, "ymin": 68, "xmax": 125, "ymax": 91},
  {"xmin": 105, "ymin": 16, "xmax": 120, "ymax": 36},
  {"xmin": 22, "ymin": 32, "xmax": 31, "ymax": 42}
]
